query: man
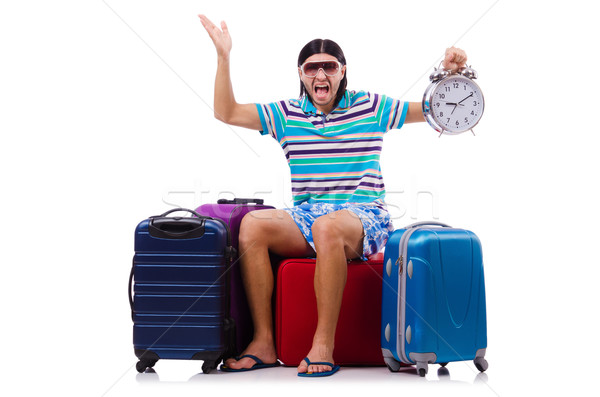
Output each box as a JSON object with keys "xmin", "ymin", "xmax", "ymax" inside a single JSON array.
[{"xmin": 198, "ymin": 14, "xmax": 467, "ymax": 377}]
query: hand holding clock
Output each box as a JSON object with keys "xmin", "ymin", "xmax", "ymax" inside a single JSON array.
[
  {"xmin": 422, "ymin": 47, "xmax": 484, "ymax": 135},
  {"xmin": 442, "ymin": 47, "xmax": 467, "ymax": 73}
]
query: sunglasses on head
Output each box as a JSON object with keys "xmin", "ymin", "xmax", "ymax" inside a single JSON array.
[{"xmin": 300, "ymin": 60, "xmax": 343, "ymax": 77}]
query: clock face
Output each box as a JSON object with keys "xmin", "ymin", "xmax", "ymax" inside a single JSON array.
[{"xmin": 429, "ymin": 76, "xmax": 484, "ymax": 134}]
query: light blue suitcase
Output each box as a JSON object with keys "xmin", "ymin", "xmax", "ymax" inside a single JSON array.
[{"xmin": 381, "ymin": 222, "xmax": 488, "ymax": 376}]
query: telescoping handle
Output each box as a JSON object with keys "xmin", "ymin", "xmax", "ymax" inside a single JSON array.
[
  {"xmin": 217, "ymin": 198, "xmax": 264, "ymax": 205},
  {"xmin": 404, "ymin": 221, "xmax": 452, "ymax": 229}
]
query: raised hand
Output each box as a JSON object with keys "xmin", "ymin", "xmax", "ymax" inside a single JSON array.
[
  {"xmin": 198, "ymin": 14, "xmax": 232, "ymax": 60},
  {"xmin": 442, "ymin": 46, "xmax": 467, "ymax": 73}
]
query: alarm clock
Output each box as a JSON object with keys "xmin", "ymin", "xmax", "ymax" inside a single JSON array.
[{"xmin": 422, "ymin": 65, "xmax": 484, "ymax": 136}]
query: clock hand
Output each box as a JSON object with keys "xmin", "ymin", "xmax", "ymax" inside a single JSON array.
[
  {"xmin": 451, "ymin": 104, "xmax": 457, "ymax": 115},
  {"xmin": 441, "ymin": 100, "xmax": 464, "ymax": 107},
  {"xmin": 458, "ymin": 93, "xmax": 473, "ymax": 105}
]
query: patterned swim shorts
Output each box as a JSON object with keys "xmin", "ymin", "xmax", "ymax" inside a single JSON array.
[{"xmin": 283, "ymin": 199, "xmax": 394, "ymax": 260}]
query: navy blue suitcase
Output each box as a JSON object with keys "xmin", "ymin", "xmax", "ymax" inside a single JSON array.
[
  {"xmin": 381, "ymin": 221, "xmax": 488, "ymax": 376},
  {"xmin": 129, "ymin": 208, "xmax": 235, "ymax": 373}
]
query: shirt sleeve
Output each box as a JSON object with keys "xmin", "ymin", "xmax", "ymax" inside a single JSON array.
[
  {"xmin": 373, "ymin": 93, "xmax": 409, "ymax": 133},
  {"xmin": 255, "ymin": 101, "xmax": 287, "ymax": 143}
]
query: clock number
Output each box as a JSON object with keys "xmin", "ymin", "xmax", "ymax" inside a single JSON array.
[
  {"xmin": 439, "ymin": 93, "xmax": 446, "ymax": 99},
  {"xmin": 445, "ymin": 87, "xmax": 451, "ymax": 92},
  {"xmin": 453, "ymin": 82, "xmax": 459, "ymax": 88},
  {"xmin": 436, "ymin": 102, "xmax": 440, "ymax": 107},
  {"xmin": 440, "ymin": 112, "xmax": 444, "ymax": 117},
  {"xmin": 464, "ymin": 117, "xmax": 469, "ymax": 123},
  {"xmin": 446, "ymin": 118, "xmax": 450, "ymax": 123},
  {"xmin": 455, "ymin": 120, "xmax": 460, "ymax": 126},
  {"xmin": 471, "ymin": 110, "xmax": 475, "ymax": 115},
  {"xmin": 473, "ymin": 100, "xmax": 477, "ymax": 106}
]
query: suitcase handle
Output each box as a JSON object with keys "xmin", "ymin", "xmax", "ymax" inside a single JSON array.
[
  {"xmin": 128, "ymin": 260, "xmax": 135, "ymax": 321},
  {"xmin": 405, "ymin": 221, "xmax": 451, "ymax": 229},
  {"xmin": 152, "ymin": 208, "xmax": 234, "ymax": 249},
  {"xmin": 149, "ymin": 208, "xmax": 210, "ymax": 239},
  {"xmin": 157, "ymin": 208, "xmax": 205, "ymax": 218},
  {"xmin": 217, "ymin": 198, "xmax": 264, "ymax": 205}
]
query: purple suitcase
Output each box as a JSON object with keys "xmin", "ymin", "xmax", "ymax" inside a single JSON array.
[{"xmin": 195, "ymin": 198, "xmax": 274, "ymax": 355}]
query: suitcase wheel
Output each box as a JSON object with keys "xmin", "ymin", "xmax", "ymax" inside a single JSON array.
[
  {"xmin": 474, "ymin": 356, "xmax": 488, "ymax": 372},
  {"xmin": 135, "ymin": 359, "xmax": 157, "ymax": 373},
  {"xmin": 416, "ymin": 362, "xmax": 428, "ymax": 377},
  {"xmin": 202, "ymin": 361, "xmax": 218, "ymax": 374},
  {"xmin": 385, "ymin": 358, "xmax": 400, "ymax": 372},
  {"xmin": 384, "ymin": 357, "xmax": 401, "ymax": 373}
]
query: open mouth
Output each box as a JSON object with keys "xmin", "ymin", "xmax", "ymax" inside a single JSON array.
[{"xmin": 314, "ymin": 84, "xmax": 330, "ymax": 101}]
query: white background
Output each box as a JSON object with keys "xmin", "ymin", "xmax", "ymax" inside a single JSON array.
[{"xmin": 1, "ymin": 0, "xmax": 598, "ymax": 396}]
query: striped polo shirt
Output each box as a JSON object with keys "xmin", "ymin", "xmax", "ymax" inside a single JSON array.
[{"xmin": 256, "ymin": 90, "xmax": 408, "ymax": 206}]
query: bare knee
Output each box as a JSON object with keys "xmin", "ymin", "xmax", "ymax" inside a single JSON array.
[
  {"xmin": 239, "ymin": 211, "xmax": 271, "ymax": 251},
  {"xmin": 311, "ymin": 216, "xmax": 345, "ymax": 253},
  {"xmin": 311, "ymin": 212, "xmax": 363, "ymax": 259},
  {"xmin": 239, "ymin": 209, "xmax": 314, "ymax": 257}
]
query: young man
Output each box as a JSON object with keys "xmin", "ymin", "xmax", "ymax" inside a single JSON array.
[{"xmin": 198, "ymin": 15, "xmax": 467, "ymax": 377}]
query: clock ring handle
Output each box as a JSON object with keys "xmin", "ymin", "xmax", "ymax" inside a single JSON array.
[
  {"xmin": 430, "ymin": 62, "xmax": 450, "ymax": 82},
  {"xmin": 431, "ymin": 60, "xmax": 478, "ymax": 81}
]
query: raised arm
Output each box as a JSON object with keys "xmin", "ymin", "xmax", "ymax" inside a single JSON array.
[
  {"xmin": 405, "ymin": 46, "xmax": 468, "ymax": 124},
  {"xmin": 198, "ymin": 15, "xmax": 262, "ymax": 130}
]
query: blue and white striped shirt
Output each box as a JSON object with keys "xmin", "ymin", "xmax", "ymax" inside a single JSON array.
[{"xmin": 256, "ymin": 90, "xmax": 408, "ymax": 206}]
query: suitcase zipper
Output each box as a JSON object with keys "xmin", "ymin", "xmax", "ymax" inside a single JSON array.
[
  {"xmin": 395, "ymin": 222, "xmax": 452, "ymax": 364},
  {"xmin": 396, "ymin": 227, "xmax": 422, "ymax": 363}
]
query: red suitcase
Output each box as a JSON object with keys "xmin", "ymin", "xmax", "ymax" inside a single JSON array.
[{"xmin": 275, "ymin": 254, "xmax": 386, "ymax": 366}]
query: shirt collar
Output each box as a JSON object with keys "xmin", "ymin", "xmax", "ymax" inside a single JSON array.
[{"xmin": 298, "ymin": 90, "xmax": 350, "ymax": 116}]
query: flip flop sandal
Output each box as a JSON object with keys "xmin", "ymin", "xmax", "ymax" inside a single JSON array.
[
  {"xmin": 219, "ymin": 354, "xmax": 280, "ymax": 372},
  {"xmin": 297, "ymin": 357, "xmax": 340, "ymax": 377}
]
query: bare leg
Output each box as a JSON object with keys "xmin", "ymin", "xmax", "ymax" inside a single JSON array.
[
  {"xmin": 224, "ymin": 209, "xmax": 314, "ymax": 370},
  {"xmin": 297, "ymin": 210, "xmax": 364, "ymax": 374}
]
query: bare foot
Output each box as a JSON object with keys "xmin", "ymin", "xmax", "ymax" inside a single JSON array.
[
  {"xmin": 224, "ymin": 339, "xmax": 278, "ymax": 370},
  {"xmin": 297, "ymin": 342, "xmax": 335, "ymax": 374}
]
